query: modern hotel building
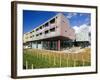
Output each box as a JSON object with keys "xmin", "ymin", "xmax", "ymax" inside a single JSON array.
[{"xmin": 23, "ymin": 13, "xmax": 75, "ymax": 50}]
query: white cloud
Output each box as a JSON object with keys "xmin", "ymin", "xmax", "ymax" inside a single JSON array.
[
  {"xmin": 79, "ymin": 13, "xmax": 84, "ymax": 16},
  {"xmin": 66, "ymin": 13, "xmax": 77, "ymax": 19},
  {"xmin": 73, "ymin": 24, "xmax": 91, "ymax": 33},
  {"xmin": 73, "ymin": 26, "xmax": 79, "ymax": 33}
]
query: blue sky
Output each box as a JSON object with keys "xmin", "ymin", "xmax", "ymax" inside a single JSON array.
[{"xmin": 23, "ymin": 10, "xmax": 91, "ymax": 33}]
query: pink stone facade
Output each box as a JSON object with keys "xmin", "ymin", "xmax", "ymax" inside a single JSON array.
[{"xmin": 24, "ymin": 13, "xmax": 75, "ymax": 43}]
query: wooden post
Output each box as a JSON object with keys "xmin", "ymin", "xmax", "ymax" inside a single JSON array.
[
  {"xmin": 82, "ymin": 55, "xmax": 84, "ymax": 66},
  {"xmin": 42, "ymin": 54, "xmax": 44, "ymax": 60},
  {"xmin": 31, "ymin": 64, "xmax": 34, "ymax": 69},
  {"xmin": 49, "ymin": 54, "xmax": 51, "ymax": 65},
  {"xmin": 37, "ymin": 52, "xmax": 38, "ymax": 59},
  {"xmin": 26, "ymin": 60, "xmax": 28, "ymax": 69},
  {"xmin": 54, "ymin": 55, "xmax": 56, "ymax": 65},
  {"xmin": 40, "ymin": 53, "xmax": 42, "ymax": 60},
  {"xmin": 42, "ymin": 53, "xmax": 43, "ymax": 60},
  {"xmin": 44, "ymin": 54, "xmax": 46, "ymax": 61},
  {"xmin": 60, "ymin": 54, "xmax": 61, "ymax": 67},
  {"xmin": 66, "ymin": 54, "xmax": 69, "ymax": 67},
  {"xmin": 45, "ymin": 54, "xmax": 46, "ymax": 61},
  {"xmin": 74, "ymin": 54, "xmax": 76, "ymax": 67},
  {"xmin": 74, "ymin": 59, "xmax": 76, "ymax": 67}
]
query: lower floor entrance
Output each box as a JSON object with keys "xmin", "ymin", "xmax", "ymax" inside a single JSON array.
[{"xmin": 24, "ymin": 40, "xmax": 90, "ymax": 51}]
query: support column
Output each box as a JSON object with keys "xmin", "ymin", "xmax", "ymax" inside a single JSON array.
[
  {"xmin": 58, "ymin": 40, "xmax": 60, "ymax": 51},
  {"xmin": 29, "ymin": 42, "xmax": 32, "ymax": 48},
  {"xmin": 56, "ymin": 41, "xmax": 57, "ymax": 50},
  {"xmin": 48, "ymin": 41, "xmax": 49, "ymax": 50},
  {"xmin": 36, "ymin": 41, "xmax": 38, "ymax": 48},
  {"xmin": 41, "ymin": 41, "xmax": 43, "ymax": 49}
]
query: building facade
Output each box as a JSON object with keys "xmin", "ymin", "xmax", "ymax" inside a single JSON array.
[
  {"xmin": 23, "ymin": 13, "xmax": 75, "ymax": 50},
  {"xmin": 75, "ymin": 25, "xmax": 91, "ymax": 47}
]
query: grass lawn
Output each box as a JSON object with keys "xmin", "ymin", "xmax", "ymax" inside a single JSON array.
[{"xmin": 23, "ymin": 48, "xmax": 91, "ymax": 69}]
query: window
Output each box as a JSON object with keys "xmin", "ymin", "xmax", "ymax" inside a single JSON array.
[
  {"xmin": 40, "ymin": 33, "xmax": 42, "ymax": 35},
  {"xmin": 36, "ymin": 28, "xmax": 39, "ymax": 31},
  {"xmin": 25, "ymin": 37, "xmax": 28, "ymax": 39},
  {"xmin": 36, "ymin": 34, "xmax": 39, "ymax": 37},
  {"xmin": 45, "ymin": 30, "xmax": 49, "ymax": 34},
  {"xmin": 30, "ymin": 36, "xmax": 32, "ymax": 38},
  {"xmin": 30, "ymin": 31, "xmax": 32, "ymax": 34},
  {"xmin": 63, "ymin": 20, "xmax": 65, "ymax": 23},
  {"xmin": 50, "ymin": 18, "xmax": 55, "ymax": 24},
  {"xmin": 65, "ymin": 30, "xmax": 67, "ymax": 32},
  {"xmin": 42, "ymin": 25, "xmax": 45, "ymax": 28},
  {"xmin": 32, "ymin": 35, "xmax": 34, "ymax": 37},
  {"xmin": 45, "ymin": 23, "xmax": 48, "ymax": 27},
  {"xmin": 40, "ymin": 26, "xmax": 42, "ymax": 29},
  {"xmin": 50, "ymin": 28, "xmax": 55, "ymax": 32},
  {"xmin": 88, "ymin": 32, "xmax": 91, "ymax": 37},
  {"xmin": 32, "ymin": 30, "xmax": 34, "ymax": 32},
  {"xmin": 38, "ymin": 41, "xmax": 41, "ymax": 44}
]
